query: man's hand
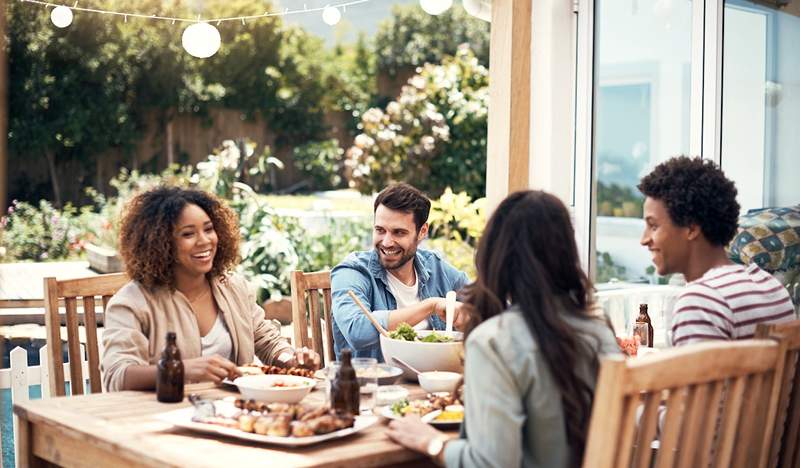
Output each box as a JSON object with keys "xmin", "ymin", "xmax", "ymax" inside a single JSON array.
[
  {"xmin": 276, "ymin": 347, "xmax": 322, "ymax": 370},
  {"xmin": 431, "ymin": 298, "xmax": 467, "ymax": 330},
  {"xmin": 183, "ymin": 355, "xmax": 241, "ymax": 383}
]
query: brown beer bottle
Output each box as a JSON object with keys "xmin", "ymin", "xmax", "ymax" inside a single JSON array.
[
  {"xmin": 157, "ymin": 332, "xmax": 185, "ymax": 403},
  {"xmin": 331, "ymin": 349, "xmax": 360, "ymax": 416},
  {"xmin": 635, "ymin": 304, "xmax": 654, "ymax": 348}
]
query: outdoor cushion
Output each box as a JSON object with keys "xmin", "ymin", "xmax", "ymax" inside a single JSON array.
[{"xmin": 728, "ymin": 205, "xmax": 800, "ymax": 272}]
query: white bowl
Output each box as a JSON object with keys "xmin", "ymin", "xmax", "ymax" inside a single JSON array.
[
  {"xmin": 418, "ymin": 371, "xmax": 462, "ymax": 394},
  {"xmin": 375, "ymin": 385, "xmax": 410, "ymax": 406},
  {"xmin": 380, "ymin": 330, "xmax": 464, "ymax": 380},
  {"xmin": 232, "ymin": 374, "xmax": 315, "ymax": 403}
]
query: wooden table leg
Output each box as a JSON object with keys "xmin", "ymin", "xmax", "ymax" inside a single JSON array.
[{"xmin": 13, "ymin": 415, "xmax": 50, "ymax": 468}]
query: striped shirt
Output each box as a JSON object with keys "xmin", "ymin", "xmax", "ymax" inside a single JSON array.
[{"xmin": 671, "ymin": 263, "xmax": 796, "ymax": 346}]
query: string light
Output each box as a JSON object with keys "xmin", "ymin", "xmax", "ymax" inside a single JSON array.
[
  {"xmin": 24, "ymin": 0, "xmax": 371, "ymax": 25},
  {"xmin": 182, "ymin": 22, "xmax": 221, "ymax": 58},
  {"xmin": 419, "ymin": 0, "xmax": 452, "ymax": 15},
  {"xmin": 322, "ymin": 5, "xmax": 341, "ymax": 25},
  {"xmin": 50, "ymin": 5, "xmax": 73, "ymax": 27},
  {"xmin": 23, "ymin": 0, "xmax": 372, "ymax": 58}
]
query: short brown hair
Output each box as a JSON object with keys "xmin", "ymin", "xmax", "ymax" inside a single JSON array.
[
  {"xmin": 373, "ymin": 183, "xmax": 431, "ymax": 231},
  {"xmin": 118, "ymin": 187, "xmax": 240, "ymax": 290}
]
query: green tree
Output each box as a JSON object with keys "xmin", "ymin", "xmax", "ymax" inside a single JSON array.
[{"xmin": 374, "ymin": 5, "xmax": 490, "ymax": 77}]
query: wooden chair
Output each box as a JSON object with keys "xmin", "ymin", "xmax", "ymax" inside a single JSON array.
[
  {"xmin": 756, "ymin": 319, "xmax": 800, "ymax": 468},
  {"xmin": 583, "ymin": 339, "xmax": 788, "ymax": 468},
  {"xmin": 43, "ymin": 273, "xmax": 128, "ymax": 397},
  {"xmin": 290, "ymin": 270, "xmax": 334, "ymax": 366}
]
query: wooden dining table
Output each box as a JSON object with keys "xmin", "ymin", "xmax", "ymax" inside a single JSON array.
[{"xmin": 13, "ymin": 381, "xmax": 452, "ymax": 467}]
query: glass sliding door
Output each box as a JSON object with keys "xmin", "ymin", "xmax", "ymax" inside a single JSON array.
[
  {"xmin": 721, "ymin": 1, "xmax": 800, "ymax": 212},
  {"xmin": 592, "ymin": 0, "xmax": 695, "ymax": 283}
]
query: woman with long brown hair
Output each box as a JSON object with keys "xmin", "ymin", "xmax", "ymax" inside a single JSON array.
[{"xmin": 387, "ymin": 190, "xmax": 620, "ymax": 467}]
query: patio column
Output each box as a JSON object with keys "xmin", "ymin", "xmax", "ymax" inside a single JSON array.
[
  {"xmin": 0, "ymin": 0, "xmax": 7, "ymax": 212},
  {"xmin": 486, "ymin": 0, "xmax": 532, "ymax": 211}
]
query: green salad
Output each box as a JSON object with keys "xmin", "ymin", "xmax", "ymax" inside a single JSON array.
[{"xmin": 388, "ymin": 322, "xmax": 453, "ymax": 343}]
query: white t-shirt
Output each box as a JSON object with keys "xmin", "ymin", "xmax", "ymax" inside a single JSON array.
[
  {"xmin": 386, "ymin": 270, "xmax": 430, "ymax": 331},
  {"xmin": 201, "ymin": 314, "xmax": 234, "ymax": 361}
]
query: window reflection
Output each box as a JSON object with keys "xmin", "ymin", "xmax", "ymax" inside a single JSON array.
[{"xmin": 594, "ymin": 0, "xmax": 693, "ymax": 283}]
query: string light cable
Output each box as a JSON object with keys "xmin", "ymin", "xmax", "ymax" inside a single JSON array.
[{"xmin": 21, "ymin": 0, "xmax": 375, "ymax": 57}]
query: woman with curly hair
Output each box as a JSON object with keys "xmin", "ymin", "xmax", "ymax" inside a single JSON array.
[
  {"xmin": 386, "ymin": 190, "xmax": 620, "ymax": 467},
  {"xmin": 101, "ymin": 187, "xmax": 319, "ymax": 392}
]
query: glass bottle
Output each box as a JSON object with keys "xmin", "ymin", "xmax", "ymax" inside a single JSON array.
[
  {"xmin": 157, "ymin": 332, "xmax": 185, "ymax": 403},
  {"xmin": 634, "ymin": 304, "xmax": 654, "ymax": 348},
  {"xmin": 330, "ymin": 348, "xmax": 360, "ymax": 416}
]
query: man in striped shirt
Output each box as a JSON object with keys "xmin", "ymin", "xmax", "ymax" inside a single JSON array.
[{"xmin": 638, "ymin": 157, "xmax": 795, "ymax": 346}]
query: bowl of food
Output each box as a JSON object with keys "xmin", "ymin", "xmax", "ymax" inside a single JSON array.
[
  {"xmin": 358, "ymin": 364, "xmax": 404, "ymax": 386},
  {"xmin": 418, "ymin": 371, "xmax": 462, "ymax": 394},
  {"xmin": 380, "ymin": 323, "xmax": 464, "ymax": 380},
  {"xmin": 232, "ymin": 374, "xmax": 315, "ymax": 403}
]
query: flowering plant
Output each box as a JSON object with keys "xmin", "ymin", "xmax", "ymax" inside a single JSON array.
[
  {"xmin": 346, "ymin": 46, "xmax": 488, "ymax": 197},
  {"xmin": 0, "ymin": 200, "xmax": 80, "ymax": 261}
]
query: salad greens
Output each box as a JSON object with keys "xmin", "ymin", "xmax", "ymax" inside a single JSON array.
[{"xmin": 388, "ymin": 322, "xmax": 453, "ymax": 342}]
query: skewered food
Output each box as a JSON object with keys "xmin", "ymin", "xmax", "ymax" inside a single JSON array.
[
  {"xmin": 193, "ymin": 398, "xmax": 355, "ymax": 438},
  {"xmin": 237, "ymin": 364, "xmax": 316, "ymax": 379}
]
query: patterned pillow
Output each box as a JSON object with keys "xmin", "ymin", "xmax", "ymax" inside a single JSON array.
[{"xmin": 728, "ymin": 205, "xmax": 800, "ymax": 272}]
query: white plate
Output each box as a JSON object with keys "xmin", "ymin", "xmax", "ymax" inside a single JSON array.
[
  {"xmin": 378, "ymin": 405, "xmax": 462, "ymax": 429},
  {"xmin": 156, "ymin": 403, "xmax": 378, "ymax": 447}
]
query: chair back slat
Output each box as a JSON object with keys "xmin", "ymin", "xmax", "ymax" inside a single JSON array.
[
  {"xmin": 697, "ymin": 381, "xmax": 726, "ymax": 468},
  {"xmin": 676, "ymin": 384, "xmax": 708, "ymax": 468},
  {"xmin": 43, "ymin": 273, "xmax": 127, "ymax": 397},
  {"xmin": 44, "ymin": 277, "xmax": 66, "ymax": 397},
  {"xmin": 654, "ymin": 388, "xmax": 685, "ymax": 468},
  {"xmin": 714, "ymin": 374, "xmax": 748, "ymax": 468},
  {"xmin": 584, "ymin": 340, "xmax": 786, "ymax": 468},
  {"xmin": 291, "ymin": 272, "xmax": 311, "ymax": 350},
  {"xmin": 64, "ymin": 296, "xmax": 84, "ymax": 395},
  {"xmin": 322, "ymin": 289, "xmax": 334, "ymax": 364},
  {"xmin": 82, "ymin": 295, "xmax": 102, "ymax": 393},
  {"xmin": 615, "ymin": 395, "xmax": 639, "ymax": 467},
  {"xmin": 632, "ymin": 392, "xmax": 660, "ymax": 468},
  {"xmin": 734, "ymin": 373, "xmax": 768, "ymax": 467},
  {"xmin": 782, "ymin": 362, "xmax": 800, "ymax": 468},
  {"xmin": 309, "ymin": 289, "xmax": 324, "ymax": 356},
  {"xmin": 756, "ymin": 319, "xmax": 800, "ymax": 468},
  {"xmin": 290, "ymin": 270, "xmax": 333, "ymax": 367}
]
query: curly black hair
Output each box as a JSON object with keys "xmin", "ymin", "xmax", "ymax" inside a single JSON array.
[
  {"xmin": 118, "ymin": 187, "xmax": 240, "ymax": 290},
  {"xmin": 638, "ymin": 156, "xmax": 740, "ymax": 246}
]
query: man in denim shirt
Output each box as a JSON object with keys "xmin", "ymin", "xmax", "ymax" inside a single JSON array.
[{"xmin": 331, "ymin": 184, "xmax": 469, "ymax": 361}]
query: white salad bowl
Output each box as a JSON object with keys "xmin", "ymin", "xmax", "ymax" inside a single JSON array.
[
  {"xmin": 380, "ymin": 330, "xmax": 464, "ymax": 380},
  {"xmin": 232, "ymin": 374, "xmax": 315, "ymax": 403}
]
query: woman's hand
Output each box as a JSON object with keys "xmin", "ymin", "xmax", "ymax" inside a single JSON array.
[
  {"xmin": 386, "ymin": 415, "xmax": 447, "ymax": 456},
  {"xmin": 276, "ymin": 346, "xmax": 321, "ymax": 370},
  {"xmin": 183, "ymin": 355, "xmax": 241, "ymax": 383}
]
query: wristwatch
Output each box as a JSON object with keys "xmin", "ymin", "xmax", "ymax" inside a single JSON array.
[{"xmin": 426, "ymin": 435, "xmax": 449, "ymax": 460}]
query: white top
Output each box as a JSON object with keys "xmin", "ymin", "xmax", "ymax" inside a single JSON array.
[
  {"xmin": 386, "ymin": 269, "xmax": 430, "ymax": 331},
  {"xmin": 670, "ymin": 263, "xmax": 796, "ymax": 346},
  {"xmin": 200, "ymin": 314, "xmax": 234, "ymax": 361}
]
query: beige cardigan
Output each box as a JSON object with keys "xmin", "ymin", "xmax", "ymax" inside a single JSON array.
[{"xmin": 101, "ymin": 274, "xmax": 292, "ymax": 391}]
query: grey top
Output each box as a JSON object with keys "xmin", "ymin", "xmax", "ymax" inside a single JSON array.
[{"xmin": 444, "ymin": 306, "xmax": 621, "ymax": 468}]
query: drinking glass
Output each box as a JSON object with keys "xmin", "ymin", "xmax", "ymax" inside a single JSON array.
[
  {"xmin": 352, "ymin": 357, "xmax": 378, "ymax": 413},
  {"xmin": 323, "ymin": 361, "xmax": 340, "ymax": 404}
]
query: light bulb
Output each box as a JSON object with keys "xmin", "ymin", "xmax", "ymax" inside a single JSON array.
[
  {"xmin": 322, "ymin": 6, "xmax": 341, "ymax": 26},
  {"xmin": 420, "ymin": 0, "xmax": 452, "ymax": 15},
  {"xmin": 181, "ymin": 22, "xmax": 221, "ymax": 59},
  {"xmin": 50, "ymin": 6, "xmax": 74, "ymax": 28}
]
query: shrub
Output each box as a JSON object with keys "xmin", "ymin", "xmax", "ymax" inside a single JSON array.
[
  {"xmin": 426, "ymin": 188, "xmax": 486, "ymax": 279},
  {"xmin": 345, "ymin": 46, "xmax": 488, "ymax": 198},
  {"xmin": 292, "ymin": 140, "xmax": 345, "ymax": 191},
  {"xmin": 0, "ymin": 200, "xmax": 80, "ymax": 261}
]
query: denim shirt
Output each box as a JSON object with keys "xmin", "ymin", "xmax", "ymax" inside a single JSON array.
[{"xmin": 331, "ymin": 249, "xmax": 469, "ymax": 361}]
